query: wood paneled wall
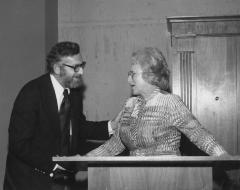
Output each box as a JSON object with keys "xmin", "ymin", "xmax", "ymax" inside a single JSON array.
[{"xmin": 167, "ymin": 16, "xmax": 240, "ymax": 155}]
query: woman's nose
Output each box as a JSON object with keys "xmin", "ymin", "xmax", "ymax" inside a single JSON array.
[
  {"xmin": 128, "ymin": 75, "xmax": 133, "ymax": 85},
  {"xmin": 78, "ymin": 67, "xmax": 83, "ymax": 75}
]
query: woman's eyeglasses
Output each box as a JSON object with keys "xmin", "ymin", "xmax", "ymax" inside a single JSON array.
[
  {"xmin": 128, "ymin": 71, "xmax": 153, "ymax": 77},
  {"xmin": 128, "ymin": 71, "xmax": 137, "ymax": 78},
  {"xmin": 63, "ymin": 61, "xmax": 86, "ymax": 72}
]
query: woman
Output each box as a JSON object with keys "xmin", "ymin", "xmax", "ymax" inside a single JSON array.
[{"xmin": 86, "ymin": 47, "xmax": 227, "ymax": 157}]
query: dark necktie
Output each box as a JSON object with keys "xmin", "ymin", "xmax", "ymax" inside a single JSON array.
[{"xmin": 59, "ymin": 89, "xmax": 71, "ymax": 155}]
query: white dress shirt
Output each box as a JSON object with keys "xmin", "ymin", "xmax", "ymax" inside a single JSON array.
[{"xmin": 50, "ymin": 74, "xmax": 70, "ymax": 111}]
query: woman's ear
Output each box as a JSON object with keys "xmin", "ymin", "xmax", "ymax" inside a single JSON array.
[
  {"xmin": 142, "ymin": 72, "xmax": 155, "ymax": 84},
  {"xmin": 53, "ymin": 63, "xmax": 61, "ymax": 75}
]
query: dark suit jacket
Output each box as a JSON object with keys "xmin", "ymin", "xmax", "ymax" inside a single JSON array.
[{"xmin": 4, "ymin": 73, "xmax": 109, "ymax": 190}]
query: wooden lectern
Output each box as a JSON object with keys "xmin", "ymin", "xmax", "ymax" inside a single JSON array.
[{"xmin": 53, "ymin": 156, "xmax": 240, "ymax": 190}]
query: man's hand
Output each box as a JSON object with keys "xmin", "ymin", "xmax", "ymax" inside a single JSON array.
[
  {"xmin": 50, "ymin": 168, "xmax": 75, "ymax": 184},
  {"xmin": 75, "ymin": 171, "xmax": 88, "ymax": 182}
]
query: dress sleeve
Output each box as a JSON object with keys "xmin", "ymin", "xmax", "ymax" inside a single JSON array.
[
  {"xmin": 86, "ymin": 100, "xmax": 130, "ymax": 156},
  {"xmin": 169, "ymin": 95, "xmax": 227, "ymax": 156},
  {"xmin": 86, "ymin": 132, "xmax": 125, "ymax": 156}
]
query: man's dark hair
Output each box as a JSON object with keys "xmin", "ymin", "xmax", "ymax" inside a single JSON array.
[{"xmin": 46, "ymin": 41, "xmax": 80, "ymax": 73}]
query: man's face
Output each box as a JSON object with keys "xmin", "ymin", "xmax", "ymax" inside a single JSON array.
[{"xmin": 58, "ymin": 54, "xmax": 85, "ymax": 89}]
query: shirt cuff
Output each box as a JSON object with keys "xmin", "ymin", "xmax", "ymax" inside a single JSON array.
[
  {"xmin": 108, "ymin": 121, "xmax": 114, "ymax": 135},
  {"xmin": 53, "ymin": 164, "xmax": 66, "ymax": 171}
]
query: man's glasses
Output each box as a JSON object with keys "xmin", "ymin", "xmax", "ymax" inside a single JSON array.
[{"xmin": 63, "ymin": 61, "xmax": 86, "ymax": 72}]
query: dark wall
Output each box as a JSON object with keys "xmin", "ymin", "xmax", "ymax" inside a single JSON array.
[
  {"xmin": 45, "ymin": 0, "xmax": 58, "ymax": 55},
  {"xmin": 0, "ymin": 0, "xmax": 58, "ymax": 185}
]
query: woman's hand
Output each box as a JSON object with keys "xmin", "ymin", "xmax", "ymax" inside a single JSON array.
[{"xmin": 219, "ymin": 152, "xmax": 232, "ymax": 159}]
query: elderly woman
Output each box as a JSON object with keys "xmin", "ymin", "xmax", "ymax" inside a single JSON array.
[{"xmin": 86, "ymin": 47, "xmax": 227, "ymax": 157}]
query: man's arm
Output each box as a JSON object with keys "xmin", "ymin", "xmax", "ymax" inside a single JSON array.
[
  {"xmin": 79, "ymin": 113, "xmax": 110, "ymax": 140},
  {"xmin": 78, "ymin": 105, "xmax": 124, "ymax": 140}
]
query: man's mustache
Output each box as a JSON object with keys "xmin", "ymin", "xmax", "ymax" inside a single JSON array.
[{"xmin": 73, "ymin": 75, "xmax": 82, "ymax": 79}]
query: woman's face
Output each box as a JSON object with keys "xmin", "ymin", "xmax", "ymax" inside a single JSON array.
[{"xmin": 128, "ymin": 63, "xmax": 151, "ymax": 97}]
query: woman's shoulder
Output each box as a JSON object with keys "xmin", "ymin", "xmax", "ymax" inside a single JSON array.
[
  {"xmin": 154, "ymin": 92, "xmax": 181, "ymax": 101},
  {"xmin": 154, "ymin": 92, "xmax": 184, "ymax": 107}
]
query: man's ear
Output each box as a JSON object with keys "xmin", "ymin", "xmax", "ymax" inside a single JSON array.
[{"xmin": 53, "ymin": 64, "xmax": 60, "ymax": 75}]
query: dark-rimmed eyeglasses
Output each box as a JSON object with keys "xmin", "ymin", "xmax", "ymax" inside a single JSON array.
[{"xmin": 63, "ymin": 61, "xmax": 86, "ymax": 72}]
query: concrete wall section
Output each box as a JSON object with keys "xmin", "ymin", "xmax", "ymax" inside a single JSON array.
[{"xmin": 59, "ymin": 22, "xmax": 168, "ymax": 120}]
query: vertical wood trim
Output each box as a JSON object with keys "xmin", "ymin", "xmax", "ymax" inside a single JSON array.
[
  {"xmin": 179, "ymin": 51, "xmax": 193, "ymax": 111},
  {"xmin": 171, "ymin": 45, "xmax": 181, "ymax": 96},
  {"xmin": 184, "ymin": 52, "xmax": 187, "ymax": 107},
  {"xmin": 191, "ymin": 50, "xmax": 197, "ymax": 116},
  {"xmin": 189, "ymin": 52, "xmax": 192, "ymax": 111},
  {"xmin": 180, "ymin": 53, "xmax": 183, "ymax": 99},
  {"xmin": 237, "ymin": 37, "xmax": 240, "ymax": 154}
]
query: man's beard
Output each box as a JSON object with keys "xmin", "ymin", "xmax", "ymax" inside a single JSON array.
[
  {"xmin": 69, "ymin": 75, "xmax": 83, "ymax": 88},
  {"xmin": 62, "ymin": 74, "xmax": 83, "ymax": 89}
]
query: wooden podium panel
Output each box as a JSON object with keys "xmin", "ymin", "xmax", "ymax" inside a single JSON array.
[
  {"xmin": 53, "ymin": 156, "xmax": 240, "ymax": 190},
  {"xmin": 89, "ymin": 167, "xmax": 212, "ymax": 190}
]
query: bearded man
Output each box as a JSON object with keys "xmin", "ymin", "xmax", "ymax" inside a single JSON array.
[{"xmin": 4, "ymin": 41, "xmax": 110, "ymax": 190}]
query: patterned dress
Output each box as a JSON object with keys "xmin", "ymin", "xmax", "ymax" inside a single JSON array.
[{"xmin": 87, "ymin": 92, "xmax": 227, "ymax": 156}]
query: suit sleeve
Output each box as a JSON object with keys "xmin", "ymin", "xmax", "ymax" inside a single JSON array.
[
  {"xmin": 70, "ymin": 88, "xmax": 109, "ymax": 140},
  {"xmin": 79, "ymin": 113, "xmax": 109, "ymax": 140},
  {"xmin": 8, "ymin": 84, "xmax": 54, "ymax": 173}
]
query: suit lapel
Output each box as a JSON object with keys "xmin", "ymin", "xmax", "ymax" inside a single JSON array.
[{"xmin": 39, "ymin": 74, "xmax": 61, "ymax": 136}]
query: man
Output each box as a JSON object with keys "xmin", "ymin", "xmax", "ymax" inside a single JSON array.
[{"xmin": 4, "ymin": 41, "xmax": 111, "ymax": 190}]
